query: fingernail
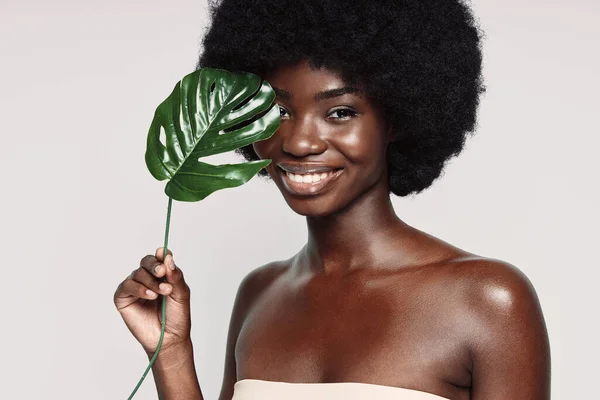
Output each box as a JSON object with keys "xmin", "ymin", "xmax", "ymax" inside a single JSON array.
[
  {"xmin": 159, "ymin": 283, "xmax": 170, "ymax": 292},
  {"xmin": 168, "ymin": 256, "xmax": 175, "ymax": 270},
  {"xmin": 154, "ymin": 264, "xmax": 163, "ymax": 274},
  {"xmin": 146, "ymin": 289, "xmax": 157, "ymax": 298}
]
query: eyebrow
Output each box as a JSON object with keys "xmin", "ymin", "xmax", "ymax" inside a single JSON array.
[{"xmin": 272, "ymin": 86, "xmax": 362, "ymax": 101}]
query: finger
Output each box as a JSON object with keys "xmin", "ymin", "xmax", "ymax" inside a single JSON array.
[
  {"xmin": 140, "ymin": 254, "xmax": 167, "ymax": 278},
  {"xmin": 116, "ymin": 278, "xmax": 160, "ymax": 300},
  {"xmin": 164, "ymin": 254, "xmax": 190, "ymax": 302},
  {"xmin": 132, "ymin": 267, "xmax": 173, "ymax": 296},
  {"xmin": 155, "ymin": 247, "xmax": 173, "ymax": 262}
]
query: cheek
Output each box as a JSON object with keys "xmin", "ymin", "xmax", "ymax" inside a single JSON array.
[
  {"xmin": 252, "ymin": 138, "xmax": 280, "ymax": 177},
  {"xmin": 335, "ymin": 126, "xmax": 387, "ymax": 168},
  {"xmin": 251, "ymin": 142, "xmax": 265, "ymax": 159},
  {"xmin": 252, "ymin": 136, "xmax": 276, "ymax": 160}
]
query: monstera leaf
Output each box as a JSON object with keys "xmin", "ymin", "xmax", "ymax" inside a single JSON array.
[
  {"xmin": 128, "ymin": 68, "xmax": 279, "ymax": 400},
  {"xmin": 145, "ymin": 67, "xmax": 280, "ymax": 201}
]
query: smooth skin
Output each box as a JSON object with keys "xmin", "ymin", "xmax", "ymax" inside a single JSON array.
[{"xmin": 114, "ymin": 60, "xmax": 551, "ymax": 400}]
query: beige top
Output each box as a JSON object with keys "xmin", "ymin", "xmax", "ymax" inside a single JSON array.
[{"xmin": 232, "ymin": 379, "xmax": 450, "ymax": 400}]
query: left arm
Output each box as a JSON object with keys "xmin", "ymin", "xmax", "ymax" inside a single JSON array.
[{"xmin": 468, "ymin": 260, "xmax": 551, "ymax": 399}]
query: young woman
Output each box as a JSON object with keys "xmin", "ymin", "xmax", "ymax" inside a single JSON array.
[{"xmin": 114, "ymin": 0, "xmax": 551, "ymax": 399}]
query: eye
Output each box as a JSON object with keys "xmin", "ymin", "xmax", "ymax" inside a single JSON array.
[
  {"xmin": 277, "ymin": 104, "xmax": 290, "ymax": 118},
  {"xmin": 328, "ymin": 107, "xmax": 358, "ymax": 120}
]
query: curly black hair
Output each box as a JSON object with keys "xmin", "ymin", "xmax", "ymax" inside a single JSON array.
[{"xmin": 196, "ymin": 0, "xmax": 485, "ymax": 196}]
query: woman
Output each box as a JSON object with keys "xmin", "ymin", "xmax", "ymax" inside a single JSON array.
[{"xmin": 114, "ymin": 0, "xmax": 551, "ymax": 399}]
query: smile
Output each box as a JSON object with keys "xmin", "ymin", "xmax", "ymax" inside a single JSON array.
[{"xmin": 278, "ymin": 167, "xmax": 344, "ymax": 196}]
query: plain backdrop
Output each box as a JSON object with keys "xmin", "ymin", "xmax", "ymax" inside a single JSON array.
[{"xmin": 0, "ymin": 0, "xmax": 598, "ymax": 398}]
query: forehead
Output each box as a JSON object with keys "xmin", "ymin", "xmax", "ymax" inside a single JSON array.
[{"xmin": 263, "ymin": 60, "xmax": 363, "ymax": 98}]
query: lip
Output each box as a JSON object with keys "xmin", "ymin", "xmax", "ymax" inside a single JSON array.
[
  {"xmin": 278, "ymin": 166, "xmax": 344, "ymax": 196},
  {"xmin": 277, "ymin": 162, "xmax": 339, "ymax": 174}
]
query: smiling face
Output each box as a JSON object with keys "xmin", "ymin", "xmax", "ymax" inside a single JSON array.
[{"xmin": 252, "ymin": 60, "xmax": 393, "ymax": 217}]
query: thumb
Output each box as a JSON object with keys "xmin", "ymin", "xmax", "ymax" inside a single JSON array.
[
  {"xmin": 155, "ymin": 246, "xmax": 173, "ymax": 262},
  {"xmin": 164, "ymin": 253, "xmax": 190, "ymax": 303}
]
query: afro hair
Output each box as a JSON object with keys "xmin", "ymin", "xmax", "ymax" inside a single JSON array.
[{"xmin": 196, "ymin": 0, "xmax": 485, "ymax": 196}]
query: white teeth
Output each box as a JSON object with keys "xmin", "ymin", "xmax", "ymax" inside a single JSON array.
[{"xmin": 285, "ymin": 170, "xmax": 334, "ymax": 183}]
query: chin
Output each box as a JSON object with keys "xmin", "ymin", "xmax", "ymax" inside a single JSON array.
[{"xmin": 283, "ymin": 196, "xmax": 344, "ymax": 218}]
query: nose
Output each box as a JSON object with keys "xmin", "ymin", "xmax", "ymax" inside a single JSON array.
[{"xmin": 281, "ymin": 117, "xmax": 327, "ymax": 157}]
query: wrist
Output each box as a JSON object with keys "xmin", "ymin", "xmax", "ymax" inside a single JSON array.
[
  {"xmin": 147, "ymin": 338, "xmax": 203, "ymax": 399},
  {"xmin": 148, "ymin": 338, "xmax": 194, "ymax": 371}
]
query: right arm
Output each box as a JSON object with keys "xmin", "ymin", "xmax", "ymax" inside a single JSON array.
[
  {"xmin": 114, "ymin": 247, "xmax": 203, "ymax": 400},
  {"xmin": 148, "ymin": 338, "xmax": 203, "ymax": 399},
  {"xmin": 114, "ymin": 247, "xmax": 285, "ymax": 400}
]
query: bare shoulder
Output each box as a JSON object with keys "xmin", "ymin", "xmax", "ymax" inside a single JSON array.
[
  {"xmin": 236, "ymin": 259, "xmax": 291, "ymax": 306},
  {"xmin": 444, "ymin": 256, "xmax": 551, "ymax": 398},
  {"xmin": 400, "ymin": 253, "xmax": 547, "ymax": 344},
  {"xmin": 447, "ymin": 256, "xmax": 544, "ymax": 318}
]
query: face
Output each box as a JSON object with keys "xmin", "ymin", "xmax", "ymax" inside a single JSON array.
[{"xmin": 252, "ymin": 60, "xmax": 392, "ymax": 217}]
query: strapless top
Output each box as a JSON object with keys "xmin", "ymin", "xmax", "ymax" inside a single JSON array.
[{"xmin": 232, "ymin": 379, "xmax": 450, "ymax": 400}]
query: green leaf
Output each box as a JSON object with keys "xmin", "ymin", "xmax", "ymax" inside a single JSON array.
[{"xmin": 145, "ymin": 68, "xmax": 280, "ymax": 202}]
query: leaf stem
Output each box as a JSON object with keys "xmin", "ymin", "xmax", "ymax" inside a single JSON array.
[{"xmin": 128, "ymin": 196, "xmax": 173, "ymax": 399}]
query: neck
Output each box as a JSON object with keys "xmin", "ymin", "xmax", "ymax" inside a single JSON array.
[{"xmin": 301, "ymin": 180, "xmax": 411, "ymax": 276}]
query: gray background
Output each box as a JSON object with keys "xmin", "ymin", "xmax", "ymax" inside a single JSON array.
[{"xmin": 1, "ymin": 0, "xmax": 598, "ymax": 398}]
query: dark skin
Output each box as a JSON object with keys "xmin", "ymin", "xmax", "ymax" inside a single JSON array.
[{"xmin": 114, "ymin": 60, "xmax": 551, "ymax": 400}]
